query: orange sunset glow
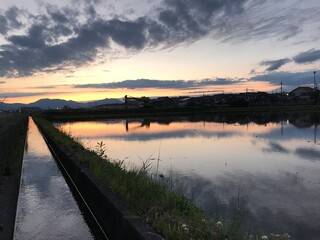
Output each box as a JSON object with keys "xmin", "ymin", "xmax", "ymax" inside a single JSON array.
[{"xmin": 0, "ymin": 0, "xmax": 319, "ymax": 107}]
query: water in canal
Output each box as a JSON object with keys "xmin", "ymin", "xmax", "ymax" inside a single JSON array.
[
  {"xmin": 56, "ymin": 112, "xmax": 320, "ymax": 239},
  {"xmin": 14, "ymin": 118, "xmax": 99, "ymax": 240}
]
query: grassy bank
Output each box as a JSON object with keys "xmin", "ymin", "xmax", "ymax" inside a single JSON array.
[
  {"xmin": 34, "ymin": 116, "xmax": 246, "ymax": 240},
  {"xmin": 0, "ymin": 114, "xmax": 28, "ymax": 239},
  {"xmin": 0, "ymin": 114, "xmax": 28, "ymax": 179}
]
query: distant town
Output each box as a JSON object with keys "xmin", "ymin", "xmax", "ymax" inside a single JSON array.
[
  {"xmin": 1, "ymin": 86, "xmax": 320, "ymax": 113},
  {"xmin": 123, "ymin": 86, "xmax": 319, "ymax": 109}
]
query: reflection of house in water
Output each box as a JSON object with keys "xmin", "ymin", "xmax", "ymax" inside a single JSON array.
[
  {"xmin": 288, "ymin": 112, "xmax": 320, "ymax": 128},
  {"xmin": 289, "ymin": 86, "xmax": 314, "ymax": 104}
]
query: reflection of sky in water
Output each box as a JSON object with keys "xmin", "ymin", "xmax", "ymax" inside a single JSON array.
[
  {"xmin": 57, "ymin": 117, "xmax": 320, "ymax": 238},
  {"xmin": 14, "ymin": 118, "xmax": 94, "ymax": 240}
]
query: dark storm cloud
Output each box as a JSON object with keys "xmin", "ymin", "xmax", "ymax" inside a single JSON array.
[
  {"xmin": 251, "ymin": 71, "xmax": 315, "ymax": 86},
  {"xmin": 74, "ymin": 78, "xmax": 241, "ymax": 89},
  {"xmin": 154, "ymin": 0, "xmax": 252, "ymax": 44},
  {"xmin": 0, "ymin": 0, "xmax": 319, "ymax": 77},
  {"xmin": 0, "ymin": 7, "xmax": 24, "ymax": 35},
  {"xmin": 46, "ymin": 7, "xmax": 70, "ymax": 24},
  {"xmin": 75, "ymin": 79, "xmax": 191, "ymax": 89},
  {"xmin": 199, "ymin": 78, "xmax": 244, "ymax": 86},
  {"xmin": 8, "ymin": 24, "xmax": 46, "ymax": 49},
  {"xmin": 0, "ymin": 11, "xmax": 151, "ymax": 76},
  {"xmin": 259, "ymin": 49, "xmax": 320, "ymax": 72},
  {"xmin": 260, "ymin": 58, "xmax": 291, "ymax": 72},
  {"xmin": 293, "ymin": 49, "xmax": 320, "ymax": 64},
  {"xmin": 0, "ymin": 14, "xmax": 7, "ymax": 35},
  {"xmin": 107, "ymin": 18, "xmax": 148, "ymax": 49}
]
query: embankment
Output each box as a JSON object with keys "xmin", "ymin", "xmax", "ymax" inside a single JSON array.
[
  {"xmin": 41, "ymin": 104, "xmax": 320, "ymax": 122},
  {"xmin": 0, "ymin": 114, "xmax": 28, "ymax": 240}
]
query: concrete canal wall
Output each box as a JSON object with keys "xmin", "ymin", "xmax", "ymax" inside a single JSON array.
[{"xmin": 34, "ymin": 119, "xmax": 163, "ymax": 240}]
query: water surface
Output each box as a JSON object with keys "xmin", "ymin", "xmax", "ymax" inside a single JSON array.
[
  {"xmin": 57, "ymin": 113, "xmax": 320, "ymax": 239},
  {"xmin": 14, "ymin": 118, "xmax": 97, "ymax": 240}
]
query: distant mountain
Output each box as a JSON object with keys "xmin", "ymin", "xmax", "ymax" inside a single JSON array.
[
  {"xmin": 27, "ymin": 98, "xmax": 85, "ymax": 109},
  {"xmin": 87, "ymin": 98, "xmax": 123, "ymax": 107},
  {"xmin": 0, "ymin": 103, "xmax": 25, "ymax": 111},
  {"xmin": 0, "ymin": 98, "xmax": 122, "ymax": 111}
]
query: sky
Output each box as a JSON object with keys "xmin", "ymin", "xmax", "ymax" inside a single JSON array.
[{"xmin": 0, "ymin": 0, "xmax": 320, "ymax": 104}]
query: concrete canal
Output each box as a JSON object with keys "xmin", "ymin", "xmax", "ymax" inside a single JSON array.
[{"xmin": 14, "ymin": 118, "xmax": 107, "ymax": 240}]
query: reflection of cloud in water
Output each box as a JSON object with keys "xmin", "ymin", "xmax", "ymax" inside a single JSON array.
[
  {"xmin": 15, "ymin": 119, "xmax": 94, "ymax": 240},
  {"xmin": 295, "ymin": 147, "xmax": 320, "ymax": 161},
  {"xmin": 87, "ymin": 130, "xmax": 240, "ymax": 142},
  {"xmin": 262, "ymin": 142, "xmax": 290, "ymax": 154},
  {"xmin": 258, "ymin": 125, "xmax": 318, "ymax": 142},
  {"xmin": 167, "ymin": 170, "xmax": 320, "ymax": 239},
  {"xmin": 23, "ymin": 156, "xmax": 61, "ymax": 200}
]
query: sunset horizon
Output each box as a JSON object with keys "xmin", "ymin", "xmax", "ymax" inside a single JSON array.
[{"xmin": 1, "ymin": 0, "xmax": 319, "ymax": 104}]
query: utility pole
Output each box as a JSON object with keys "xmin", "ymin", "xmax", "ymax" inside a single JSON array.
[
  {"xmin": 0, "ymin": 96, "xmax": 7, "ymax": 110},
  {"xmin": 280, "ymin": 81, "xmax": 283, "ymax": 94},
  {"xmin": 314, "ymin": 71, "xmax": 319, "ymax": 105}
]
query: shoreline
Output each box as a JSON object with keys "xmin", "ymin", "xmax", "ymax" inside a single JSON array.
[{"xmin": 41, "ymin": 104, "xmax": 320, "ymax": 122}]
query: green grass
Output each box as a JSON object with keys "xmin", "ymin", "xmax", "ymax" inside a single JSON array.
[
  {"xmin": 34, "ymin": 116, "xmax": 249, "ymax": 240},
  {"xmin": 0, "ymin": 114, "xmax": 28, "ymax": 177},
  {"xmin": 0, "ymin": 115, "xmax": 13, "ymax": 127}
]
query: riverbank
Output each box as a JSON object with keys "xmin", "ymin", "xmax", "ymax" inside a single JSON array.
[{"xmin": 0, "ymin": 114, "xmax": 28, "ymax": 240}]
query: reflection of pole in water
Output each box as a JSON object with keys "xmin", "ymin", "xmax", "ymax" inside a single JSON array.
[
  {"xmin": 314, "ymin": 124, "xmax": 317, "ymax": 144},
  {"xmin": 155, "ymin": 139, "xmax": 162, "ymax": 179},
  {"xmin": 25, "ymin": 132, "xmax": 29, "ymax": 152},
  {"xmin": 314, "ymin": 112, "xmax": 318, "ymax": 144},
  {"xmin": 313, "ymin": 112, "xmax": 319, "ymax": 143},
  {"xmin": 281, "ymin": 120, "xmax": 284, "ymax": 135},
  {"xmin": 125, "ymin": 120, "xmax": 129, "ymax": 132}
]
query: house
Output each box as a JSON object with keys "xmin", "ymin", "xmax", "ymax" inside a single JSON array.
[
  {"xmin": 289, "ymin": 86, "xmax": 315, "ymax": 104},
  {"xmin": 152, "ymin": 97, "xmax": 177, "ymax": 107},
  {"xmin": 290, "ymin": 86, "xmax": 314, "ymax": 97}
]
